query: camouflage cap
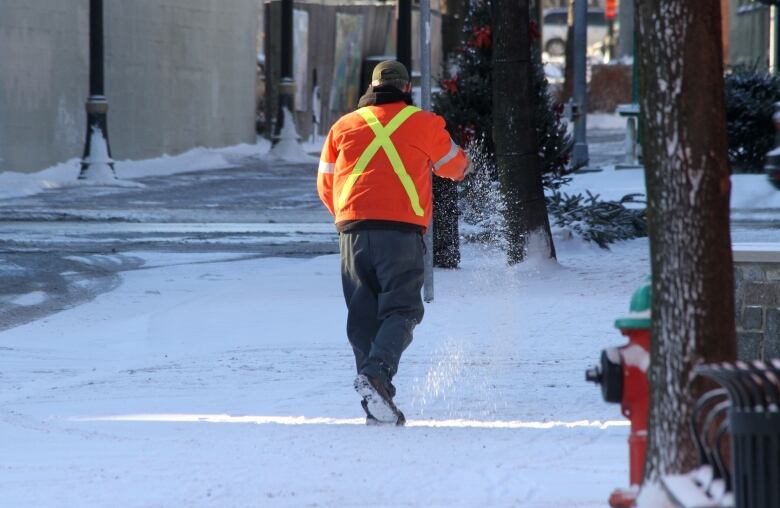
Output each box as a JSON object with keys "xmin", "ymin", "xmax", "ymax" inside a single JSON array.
[{"xmin": 371, "ymin": 60, "xmax": 410, "ymax": 86}]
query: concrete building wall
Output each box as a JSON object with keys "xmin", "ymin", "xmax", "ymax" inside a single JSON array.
[
  {"xmin": 0, "ymin": 0, "xmax": 258, "ymax": 174},
  {"xmin": 728, "ymin": 1, "xmax": 769, "ymax": 69},
  {"xmin": 0, "ymin": 1, "xmax": 89, "ymax": 173}
]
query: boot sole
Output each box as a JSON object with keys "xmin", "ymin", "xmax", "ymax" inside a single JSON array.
[{"xmin": 354, "ymin": 374, "xmax": 400, "ymax": 424}]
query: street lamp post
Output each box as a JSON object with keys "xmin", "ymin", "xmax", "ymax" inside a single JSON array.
[
  {"xmin": 79, "ymin": 0, "xmax": 116, "ymax": 180},
  {"xmin": 273, "ymin": 0, "xmax": 296, "ymax": 141},
  {"xmin": 571, "ymin": 0, "xmax": 589, "ymax": 167},
  {"xmin": 397, "ymin": 0, "xmax": 412, "ymax": 71},
  {"xmin": 420, "ymin": 0, "xmax": 433, "ymax": 302}
]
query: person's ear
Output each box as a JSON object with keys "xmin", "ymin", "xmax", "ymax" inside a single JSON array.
[{"xmin": 404, "ymin": 82, "xmax": 412, "ymax": 93}]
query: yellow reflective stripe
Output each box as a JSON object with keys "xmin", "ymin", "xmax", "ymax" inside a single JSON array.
[
  {"xmin": 379, "ymin": 131, "xmax": 425, "ymax": 217},
  {"xmin": 337, "ymin": 105, "xmax": 425, "ymax": 217}
]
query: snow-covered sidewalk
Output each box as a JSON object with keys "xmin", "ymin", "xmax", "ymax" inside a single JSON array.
[{"xmin": 0, "ymin": 239, "xmax": 648, "ymax": 507}]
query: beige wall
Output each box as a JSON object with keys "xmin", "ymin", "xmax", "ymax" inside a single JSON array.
[{"xmin": 0, "ymin": 0, "xmax": 258, "ymax": 173}]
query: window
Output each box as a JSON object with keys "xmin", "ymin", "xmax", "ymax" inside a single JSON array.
[{"xmin": 543, "ymin": 11, "xmax": 568, "ymax": 26}]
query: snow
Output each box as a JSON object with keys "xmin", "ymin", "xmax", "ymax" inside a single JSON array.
[
  {"xmin": 730, "ymin": 173, "xmax": 780, "ymax": 209},
  {"xmin": 0, "ymin": 238, "xmax": 651, "ymax": 507},
  {"xmin": 559, "ymin": 164, "xmax": 780, "ymax": 212},
  {"xmin": 268, "ymin": 108, "xmax": 318, "ymax": 164},
  {"xmin": 636, "ymin": 481, "xmax": 676, "ymax": 508},
  {"xmin": 0, "ymin": 139, "xmax": 272, "ymax": 201},
  {"xmin": 3, "ymin": 121, "xmax": 777, "ymax": 217},
  {"xmin": 11, "ymin": 291, "xmax": 47, "ymax": 306},
  {"xmin": 622, "ymin": 344, "xmax": 651, "ymax": 373},
  {"xmin": 0, "ymin": 113, "xmax": 777, "ymax": 505},
  {"xmin": 585, "ymin": 113, "xmax": 629, "ymax": 130},
  {"xmin": 79, "ymin": 126, "xmax": 116, "ymax": 181}
]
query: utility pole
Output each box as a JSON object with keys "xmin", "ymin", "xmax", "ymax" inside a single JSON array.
[
  {"xmin": 79, "ymin": 0, "xmax": 116, "ymax": 181},
  {"xmin": 758, "ymin": 1, "xmax": 780, "ymax": 73},
  {"xmin": 605, "ymin": 0, "xmax": 617, "ymax": 61},
  {"xmin": 397, "ymin": 0, "xmax": 412, "ymax": 71},
  {"xmin": 273, "ymin": 0, "xmax": 295, "ymax": 141},
  {"xmin": 617, "ymin": 0, "xmax": 635, "ymax": 59},
  {"xmin": 771, "ymin": 6, "xmax": 776, "ymax": 74},
  {"xmin": 420, "ymin": 0, "xmax": 433, "ymax": 302},
  {"xmin": 571, "ymin": 0, "xmax": 589, "ymax": 167}
]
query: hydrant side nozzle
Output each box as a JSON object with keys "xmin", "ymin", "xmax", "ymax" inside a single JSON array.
[
  {"xmin": 585, "ymin": 366, "xmax": 602, "ymax": 384},
  {"xmin": 600, "ymin": 348, "xmax": 624, "ymax": 404}
]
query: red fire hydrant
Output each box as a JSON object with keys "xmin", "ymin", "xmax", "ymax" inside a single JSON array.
[{"xmin": 585, "ymin": 278, "xmax": 651, "ymax": 508}]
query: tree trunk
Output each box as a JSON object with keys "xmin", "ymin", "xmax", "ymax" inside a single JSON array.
[
  {"xmin": 432, "ymin": 177, "xmax": 460, "ymax": 268},
  {"xmin": 636, "ymin": 0, "xmax": 736, "ymax": 480},
  {"xmin": 433, "ymin": 0, "xmax": 465, "ymax": 269},
  {"xmin": 492, "ymin": 0, "xmax": 556, "ymax": 263}
]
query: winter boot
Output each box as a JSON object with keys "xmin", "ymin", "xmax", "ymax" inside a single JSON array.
[
  {"xmin": 360, "ymin": 399, "xmax": 381, "ymax": 426},
  {"xmin": 360, "ymin": 398, "xmax": 406, "ymax": 426},
  {"xmin": 354, "ymin": 374, "xmax": 405, "ymax": 426}
]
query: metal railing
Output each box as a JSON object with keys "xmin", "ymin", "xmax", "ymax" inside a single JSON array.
[{"xmin": 696, "ymin": 360, "xmax": 780, "ymax": 508}]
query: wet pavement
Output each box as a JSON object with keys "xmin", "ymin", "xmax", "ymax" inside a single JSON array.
[{"xmin": 0, "ymin": 154, "xmax": 335, "ymax": 330}]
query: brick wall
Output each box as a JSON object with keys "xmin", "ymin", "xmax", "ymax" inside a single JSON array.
[{"xmin": 734, "ymin": 247, "xmax": 780, "ymax": 360}]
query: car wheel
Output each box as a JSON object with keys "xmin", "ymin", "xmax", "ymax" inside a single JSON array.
[{"xmin": 545, "ymin": 38, "xmax": 566, "ymax": 57}]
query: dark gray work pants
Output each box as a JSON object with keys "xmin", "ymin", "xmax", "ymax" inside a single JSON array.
[{"xmin": 339, "ymin": 229, "xmax": 425, "ymax": 397}]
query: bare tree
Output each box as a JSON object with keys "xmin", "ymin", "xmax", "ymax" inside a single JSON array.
[
  {"xmin": 636, "ymin": 1, "xmax": 736, "ymax": 480},
  {"xmin": 492, "ymin": 0, "xmax": 556, "ymax": 263}
]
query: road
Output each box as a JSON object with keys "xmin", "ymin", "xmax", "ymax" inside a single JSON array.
[{"xmin": 0, "ymin": 155, "xmax": 338, "ymax": 330}]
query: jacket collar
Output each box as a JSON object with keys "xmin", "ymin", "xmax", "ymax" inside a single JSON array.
[{"xmin": 357, "ymin": 85, "xmax": 414, "ymax": 109}]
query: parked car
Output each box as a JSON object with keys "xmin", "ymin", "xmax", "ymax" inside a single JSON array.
[{"xmin": 542, "ymin": 7, "xmax": 608, "ymax": 57}]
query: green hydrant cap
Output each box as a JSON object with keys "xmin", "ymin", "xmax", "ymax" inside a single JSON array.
[{"xmin": 614, "ymin": 277, "xmax": 651, "ymax": 330}]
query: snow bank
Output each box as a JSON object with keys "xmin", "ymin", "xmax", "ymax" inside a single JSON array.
[
  {"xmin": 636, "ymin": 482, "xmax": 676, "ymax": 508},
  {"xmin": 267, "ymin": 108, "xmax": 318, "ymax": 164},
  {"xmin": 586, "ymin": 113, "xmax": 627, "ymax": 130},
  {"xmin": 0, "ymin": 139, "xmax": 272, "ymax": 201},
  {"xmin": 561, "ymin": 165, "xmax": 780, "ymax": 211},
  {"xmin": 731, "ymin": 173, "xmax": 780, "ymax": 209}
]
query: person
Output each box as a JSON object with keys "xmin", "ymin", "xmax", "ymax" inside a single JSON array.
[{"xmin": 317, "ymin": 60, "xmax": 470, "ymax": 425}]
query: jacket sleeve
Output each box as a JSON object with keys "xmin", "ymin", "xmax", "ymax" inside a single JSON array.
[
  {"xmin": 426, "ymin": 113, "xmax": 469, "ymax": 181},
  {"xmin": 317, "ymin": 127, "xmax": 338, "ymax": 216}
]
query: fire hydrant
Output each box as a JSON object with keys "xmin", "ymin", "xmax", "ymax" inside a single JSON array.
[{"xmin": 585, "ymin": 278, "xmax": 651, "ymax": 508}]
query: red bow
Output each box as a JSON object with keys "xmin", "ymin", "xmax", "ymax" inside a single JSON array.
[
  {"xmin": 441, "ymin": 76, "xmax": 459, "ymax": 95},
  {"xmin": 471, "ymin": 25, "xmax": 492, "ymax": 49}
]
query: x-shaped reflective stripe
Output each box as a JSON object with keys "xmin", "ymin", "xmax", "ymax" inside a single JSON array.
[{"xmin": 337, "ymin": 105, "xmax": 424, "ymax": 217}]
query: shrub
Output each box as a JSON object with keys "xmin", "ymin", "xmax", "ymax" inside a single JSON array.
[{"xmin": 725, "ymin": 65, "xmax": 780, "ymax": 173}]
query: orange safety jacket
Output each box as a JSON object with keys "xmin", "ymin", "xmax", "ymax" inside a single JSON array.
[{"xmin": 317, "ymin": 102, "xmax": 469, "ymax": 230}]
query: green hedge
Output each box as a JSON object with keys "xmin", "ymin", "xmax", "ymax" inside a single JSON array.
[{"xmin": 725, "ymin": 66, "xmax": 780, "ymax": 173}]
